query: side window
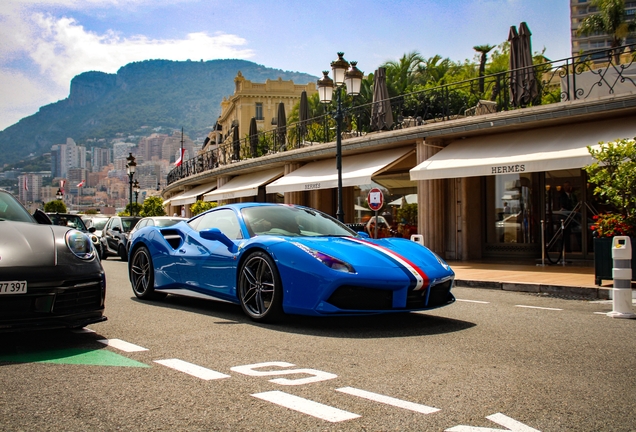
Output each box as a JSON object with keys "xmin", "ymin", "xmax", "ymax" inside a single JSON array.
[
  {"xmin": 195, "ymin": 209, "xmax": 242, "ymax": 240},
  {"xmin": 113, "ymin": 219, "xmax": 122, "ymax": 230},
  {"xmin": 137, "ymin": 220, "xmax": 147, "ymax": 229}
]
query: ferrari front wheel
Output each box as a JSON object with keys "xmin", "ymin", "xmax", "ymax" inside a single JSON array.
[
  {"xmin": 130, "ymin": 246, "xmax": 166, "ymax": 300},
  {"xmin": 238, "ymin": 251, "xmax": 283, "ymax": 323}
]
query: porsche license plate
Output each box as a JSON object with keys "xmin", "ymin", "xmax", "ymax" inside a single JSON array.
[{"xmin": 0, "ymin": 281, "xmax": 27, "ymax": 294}]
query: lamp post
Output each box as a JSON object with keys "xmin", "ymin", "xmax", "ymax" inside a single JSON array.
[
  {"xmin": 317, "ymin": 52, "xmax": 363, "ymax": 222},
  {"xmin": 56, "ymin": 188, "xmax": 63, "ymax": 200},
  {"xmin": 126, "ymin": 153, "xmax": 136, "ymax": 216},
  {"xmin": 133, "ymin": 179, "xmax": 140, "ymax": 215}
]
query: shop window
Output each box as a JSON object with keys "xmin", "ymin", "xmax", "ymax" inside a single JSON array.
[{"xmin": 488, "ymin": 173, "xmax": 537, "ymax": 245}]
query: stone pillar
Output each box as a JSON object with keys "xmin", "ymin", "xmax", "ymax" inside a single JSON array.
[{"xmin": 416, "ymin": 138, "xmax": 446, "ymax": 257}]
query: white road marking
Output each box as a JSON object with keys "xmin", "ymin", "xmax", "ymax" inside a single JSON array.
[
  {"xmin": 515, "ymin": 305, "xmax": 563, "ymax": 311},
  {"xmin": 336, "ymin": 387, "xmax": 440, "ymax": 414},
  {"xmin": 97, "ymin": 338, "xmax": 148, "ymax": 352},
  {"xmin": 446, "ymin": 412, "xmax": 541, "ymax": 431},
  {"xmin": 231, "ymin": 361, "xmax": 338, "ymax": 385},
  {"xmin": 252, "ymin": 390, "xmax": 360, "ymax": 422},
  {"xmin": 456, "ymin": 299, "xmax": 490, "ymax": 304},
  {"xmin": 594, "ymin": 312, "xmax": 608, "ymax": 315},
  {"xmin": 154, "ymin": 359, "xmax": 230, "ymax": 380}
]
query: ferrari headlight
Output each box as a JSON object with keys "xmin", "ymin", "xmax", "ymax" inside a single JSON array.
[
  {"xmin": 432, "ymin": 251, "xmax": 450, "ymax": 271},
  {"xmin": 293, "ymin": 242, "xmax": 355, "ymax": 273},
  {"xmin": 65, "ymin": 230, "xmax": 95, "ymax": 260}
]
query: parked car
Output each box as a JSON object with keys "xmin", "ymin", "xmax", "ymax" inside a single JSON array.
[
  {"xmin": 47, "ymin": 213, "xmax": 102, "ymax": 258},
  {"xmin": 100, "ymin": 216, "xmax": 141, "ymax": 261},
  {"xmin": 0, "ymin": 190, "xmax": 106, "ymax": 332},
  {"xmin": 127, "ymin": 203, "xmax": 455, "ymax": 323},
  {"xmin": 126, "ymin": 216, "xmax": 187, "ymax": 253}
]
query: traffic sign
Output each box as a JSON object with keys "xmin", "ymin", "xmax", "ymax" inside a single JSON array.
[{"xmin": 367, "ymin": 188, "xmax": 383, "ymax": 211}]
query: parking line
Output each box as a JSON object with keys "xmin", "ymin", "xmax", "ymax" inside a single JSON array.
[
  {"xmin": 252, "ymin": 390, "xmax": 360, "ymax": 422},
  {"xmin": 154, "ymin": 359, "xmax": 230, "ymax": 380},
  {"xmin": 336, "ymin": 387, "xmax": 440, "ymax": 414},
  {"xmin": 97, "ymin": 339, "xmax": 148, "ymax": 352},
  {"xmin": 456, "ymin": 299, "xmax": 490, "ymax": 304},
  {"xmin": 515, "ymin": 305, "xmax": 563, "ymax": 311}
]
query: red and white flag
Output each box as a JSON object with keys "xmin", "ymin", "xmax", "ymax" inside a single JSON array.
[
  {"xmin": 76, "ymin": 180, "xmax": 85, "ymax": 187},
  {"xmin": 23, "ymin": 176, "xmax": 28, "ymax": 191},
  {"xmin": 174, "ymin": 148, "xmax": 185, "ymax": 167},
  {"xmin": 60, "ymin": 180, "xmax": 65, "ymax": 193}
]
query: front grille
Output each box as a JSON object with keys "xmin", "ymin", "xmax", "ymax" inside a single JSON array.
[
  {"xmin": 407, "ymin": 279, "xmax": 453, "ymax": 308},
  {"xmin": 327, "ymin": 285, "xmax": 393, "ymax": 310},
  {"xmin": 53, "ymin": 284, "xmax": 103, "ymax": 314}
]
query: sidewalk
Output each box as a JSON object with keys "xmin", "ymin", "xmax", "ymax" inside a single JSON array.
[{"xmin": 447, "ymin": 261, "xmax": 616, "ymax": 299}]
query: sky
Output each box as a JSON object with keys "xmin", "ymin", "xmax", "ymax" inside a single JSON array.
[{"xmin": 0, "ymin": 0, "xmax": 572, "ymax": 132}]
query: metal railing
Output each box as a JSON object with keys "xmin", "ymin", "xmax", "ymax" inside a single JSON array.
[{"xmin": 167, "ymin": 44, "xmax": 636, "ymax": 185}]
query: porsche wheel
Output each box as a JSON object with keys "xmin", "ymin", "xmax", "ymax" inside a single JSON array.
[
  {"xmin": 130, "ymin": 246, "xmax": 166, "ymax": 300},
  {"xmin": 238, "ymin": 251, "xmax": 283, "ymax": 322}
]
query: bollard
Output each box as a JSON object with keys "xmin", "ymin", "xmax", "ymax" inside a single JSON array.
[{"xmin": 607, "ymin": 236, "xmax": 635, "ymax": 319}]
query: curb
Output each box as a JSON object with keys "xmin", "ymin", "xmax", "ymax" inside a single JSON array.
[{"xmin": 454, "ymin": 279, "xmax": 611, "ymax": 300}]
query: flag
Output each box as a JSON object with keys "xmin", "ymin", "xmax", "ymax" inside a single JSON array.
[
  {"xmin": 23, "ymin": 176, "xmax": 28, "ymax": 191},
  {"xmin": 174, "ymin": 148, "xmax": 185, "ymax": 167},
  {"xmin": 60, "ymin": 180, "xmax": 65, "ymax": 193},
  {"xmin": 77, "ymin": 180, "xmax": 85, "ymax": 187}
]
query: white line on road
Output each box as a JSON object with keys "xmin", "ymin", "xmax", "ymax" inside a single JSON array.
[
  {"xmin": 515, "ymin": 305, "xmax": 563, "ymax": 311},
  {"xmin": 456, "ymin": 299, "xmax": 490, "ymax": 304},
  {"xmin": 336, "ymin": 387, "xmax": 440, "ymax": 414},
  {"xmin": 97, "ymin": 338, "xmax": 148, "ymax": 352},
  {"xmin": 252, "ymin": 390, "xmax": 360, "ymax": 422},
  {"xmin": 154, "ymin": 359, "xmax": 231, "ymax": 380}
]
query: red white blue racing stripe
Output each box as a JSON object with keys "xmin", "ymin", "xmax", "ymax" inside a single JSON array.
[{"xmin": 343, "ymin": 237, "xmax": 429, "ymax": 290}]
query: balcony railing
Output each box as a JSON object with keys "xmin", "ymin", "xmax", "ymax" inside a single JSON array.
[{"xmin": 167, "ymin": 44, "xmax": 636, "ymax": 186}]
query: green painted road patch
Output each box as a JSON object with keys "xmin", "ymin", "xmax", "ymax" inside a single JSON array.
[{"xmin": 0, "ymin": 348, "xmax": 150, "ymax": 367}]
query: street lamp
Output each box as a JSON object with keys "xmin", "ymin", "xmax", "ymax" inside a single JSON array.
[
  {"xmin": 133, "ymin": 179, "xmax": 140, "ymax": 215},
  {"xmin": 56, "ymin": 188, "xmax": 63, "ymax": 200},
  {"xmin": 317, "ymin": 52, "xmax": 363, "ymax": 222},
  {"xmin": 126, "ymin": 153, "xmax": 136, "ymax": 216}
]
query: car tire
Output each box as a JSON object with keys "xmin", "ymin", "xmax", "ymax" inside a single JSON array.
[
  {"xmin": 130, "ymin": 246, "xmax": 166, "ymax": 300},
  {"xmin": 100, "ymin": 245, "xmax": 108, "ymax": 260},
  {"xmin": 238, "ymin": 251, "xmax": 283, "ymax": 323},
  {"xmin": 118, "ymin": 244, "xmax": 128, "ymax": 262}
]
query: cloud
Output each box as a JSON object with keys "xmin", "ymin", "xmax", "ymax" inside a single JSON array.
[
  {"xmin": 30, "ymin": 13, "xmax": 254, "ymax": 87},
  {"xmin": 0, "ymin": 7, "xmax": 253, "ymax": 130}
]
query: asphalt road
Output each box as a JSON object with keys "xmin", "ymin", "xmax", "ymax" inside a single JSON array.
[{"xmin": 1, "ymin": 259, "xmax": 636, "ymax": 431}]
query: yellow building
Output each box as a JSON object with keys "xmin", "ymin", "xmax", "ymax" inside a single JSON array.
[{"xmin": 204, "ymin": 71, "xmax": 316, "ymax": 152}]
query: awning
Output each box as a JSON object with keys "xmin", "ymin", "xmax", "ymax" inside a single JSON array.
[
  {"xmin": 204, "ymin": 167, "xmax": 283, "ymax": 201},
  {"xmin": 170, "ymin": 183, "xmax": 217, "ymax": 206},
  {"xmin": 410, "ymin": 117, "xmax": 636, "ymax": 180},
  {"xmin": 266, "ymin": 148, "xmax": 413, "ymax": 194}
]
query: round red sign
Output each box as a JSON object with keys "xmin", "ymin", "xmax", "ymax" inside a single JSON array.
[{"xmin": 367, "ymin": 188, "xmax": 384, "ymax": 211}]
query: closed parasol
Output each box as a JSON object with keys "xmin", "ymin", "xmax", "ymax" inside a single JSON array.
[
  {"xmin": 249, "ymin": 117, "xmax": 258, "ymax": 158},
  {"xmin": 370, "ymin": 67, "xmax": 393, "ymax": 131},
  {"xmin": 277, "ymin": 102, "xmax": 287, "ymax": 151}
]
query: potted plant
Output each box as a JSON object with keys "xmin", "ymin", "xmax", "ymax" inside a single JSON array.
[{"xmin": 584, "ymin": 138, "xmax": 636, "ymax": 285}]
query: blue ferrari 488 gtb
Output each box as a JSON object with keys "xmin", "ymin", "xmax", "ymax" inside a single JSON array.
[{"xmin": 128, "ymin": 203, "xmax": 455, "ymax": 322}]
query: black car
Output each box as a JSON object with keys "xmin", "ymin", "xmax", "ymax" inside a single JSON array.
[
  {"xmin": 100, "ymin": 216, "xmax": 141, "ymax": 261},
  {"xmin": 47, "ymin": 213, "xmax": 102, "ymax": 258},
  {"xmin": 0, "ymin": 190, "xmax": 106, "ymax": 332}
]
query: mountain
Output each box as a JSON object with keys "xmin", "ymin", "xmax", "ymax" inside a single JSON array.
[{"xmin": 0, "ymin": 59, "xmax": 317, "ymax": 167}]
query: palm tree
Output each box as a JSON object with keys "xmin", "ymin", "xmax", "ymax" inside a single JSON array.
[
  {"xmin": 381, "ymin": 51, "xmax": 425, "ymax": 96},
  {"xmin": 473, "ymin": 44, "xmax": 495, "ymax": 93},
  {"xmin": 577, "ymin": 0, "xmax": 636, "ymax": 63}
]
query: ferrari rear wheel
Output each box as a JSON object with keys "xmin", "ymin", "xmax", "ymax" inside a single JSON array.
[
  {"xmin": 130, "ymin": 246, "xmax": 166, "ymax": 300},
  {"xmin": 238, "ymin": 251, "xmax": 283, "ymax": 323}
]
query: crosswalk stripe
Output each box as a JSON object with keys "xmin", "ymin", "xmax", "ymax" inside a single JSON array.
[
  {"xmin": 336, "ymin": 387, "xmax": 440, "ymax": 414},
  {"xmin": 515, "ymin": 305, "xmax": 563, "ymax": 311},
  {"xmin": 154, "ymin": 359, "xmax": 230, "ymax": 380},
  {"xmin": 252, "ymin": 390, "xmax": 360, "ymax": 422},
  {"xmin": 97, "ymin": 339, "xmax": 148, "ymax": 352}
]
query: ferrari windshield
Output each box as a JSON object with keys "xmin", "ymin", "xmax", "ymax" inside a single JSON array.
[
  {"xmin": 0, "ymin": 190, "xmax": 36, "ymax": 223},
  {"xmin": 242, "ymin": 205, "xmax": 356, "ymax": 237}
]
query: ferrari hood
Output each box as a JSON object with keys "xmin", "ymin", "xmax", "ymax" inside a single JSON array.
[{"xmin": 0, "ymin": 221, "xmax": 56, "ymax": 267}]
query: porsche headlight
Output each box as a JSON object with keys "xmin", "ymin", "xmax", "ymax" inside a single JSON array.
[
  {"xmin": 65, "ymin": 230, "xmax": 95, "ymax": 260},
  {"xmin": 293, "ymin": 242, "xmax": 355, "ymax": 273}
]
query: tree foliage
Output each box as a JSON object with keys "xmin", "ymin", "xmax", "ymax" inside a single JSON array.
[
  {"xmin": 139, "ymin": 196, "xmax": 166, "ymax": 217},
  {"xmin": 43, "ymin": 200, "xmax": 67, "ymax": 213},
  {"xmin": 190, "ymin": 200, "xmax": 217, "ymax": 216},
  {"xmin": 577, "ymin": 0, "xmax": 636, "ymax": 50},
  {"xmin": 585, "ymin": 138, "xmax": 636, "ymax": 221}
]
